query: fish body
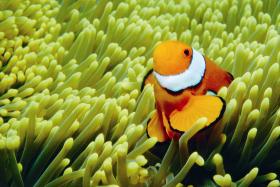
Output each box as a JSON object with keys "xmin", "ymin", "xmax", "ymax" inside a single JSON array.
[{"xmin": 143, "ymin": 41, "xmax": 233, "ymax": 142}]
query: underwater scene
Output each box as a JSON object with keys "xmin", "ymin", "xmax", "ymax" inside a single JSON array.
[{"xmin": 0, "ymin": 0, "xmax": 280, "ymax": 186}]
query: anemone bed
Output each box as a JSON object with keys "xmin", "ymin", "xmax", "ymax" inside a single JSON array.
[{"xmin": 0, "ymin": 0, "xmax": 280, "ymax": 186}]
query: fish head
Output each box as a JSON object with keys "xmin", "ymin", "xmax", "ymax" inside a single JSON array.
[{"xmin": 153, "ymin": 40, "xmax": 193, "ymax": 75}]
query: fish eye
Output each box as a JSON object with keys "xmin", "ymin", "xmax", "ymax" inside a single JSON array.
[{"xmin": 184, "ymin": 49, "xmax": 190, "ymax": 56}]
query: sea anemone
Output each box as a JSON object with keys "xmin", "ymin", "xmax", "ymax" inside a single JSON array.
[{"xmin": 0, "ymin": 0, "xmax": 279, "ymax": 186}]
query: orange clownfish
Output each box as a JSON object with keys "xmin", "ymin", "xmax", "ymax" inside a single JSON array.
[{"xmin": 142, "ymin": 40, "xmax": 233, "ymax": 142}]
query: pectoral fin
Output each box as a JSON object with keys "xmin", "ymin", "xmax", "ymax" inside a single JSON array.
[
  {"xmin": 162, "ymin": 112, "xmax": 179, "ymax": 139},
  {"xmin": 170, "ymin": 95, "xmax": 225, "ymax": 132},
  {"xmin": 147, "ymin": 111, "xmax": 169, "ymax": 142}
]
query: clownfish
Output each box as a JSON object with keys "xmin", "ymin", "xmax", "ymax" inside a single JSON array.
[{"xmin": 142, "ymin": 40, "xmax": 233, "ymax": 142}]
